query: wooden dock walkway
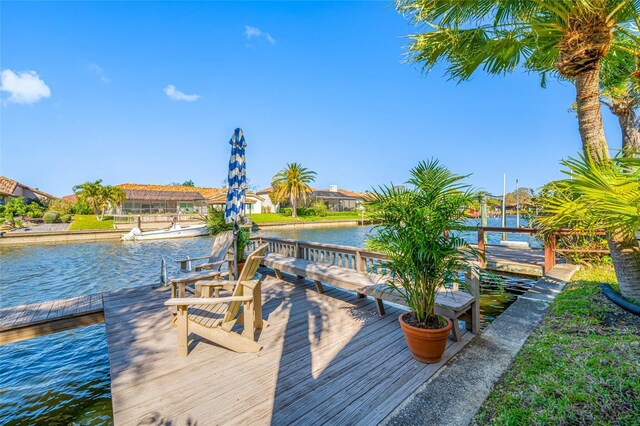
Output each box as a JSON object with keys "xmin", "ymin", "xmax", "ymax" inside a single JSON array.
[
  {"xmin": 104, "ymin": 269, "xmax": 472, "ymax": 425},
  {"xmin": 0, "ymin": 294, "xmax": 104, "ymax": 345},
  {"xmin": 475, "ymin": 245, "xmax": 545, "ymax": 277}
]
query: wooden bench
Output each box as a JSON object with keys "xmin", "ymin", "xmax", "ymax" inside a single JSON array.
[{"xmin": 262, "ymin": 253, "xmax": 480, "ymax": 341}]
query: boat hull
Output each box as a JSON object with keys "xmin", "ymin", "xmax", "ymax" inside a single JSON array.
[{"xmin": 124, "ymin": 225, "xmax": 209, "ymax": 241}]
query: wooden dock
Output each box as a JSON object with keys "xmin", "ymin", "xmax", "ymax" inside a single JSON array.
[
  {"xmin": 104, "ymin": 269, "xmax": 472, "ymax": 425},
  {"xmin": 474, "ymin": 245, "xmax": 545, "ymax": 277},
  {"xmin": 0, "ymin": 236, "xmax": 549, "ymax": 423},
  {"xmin": 0, "ymin": 294, "xmax": 104, "ymax": 345}
]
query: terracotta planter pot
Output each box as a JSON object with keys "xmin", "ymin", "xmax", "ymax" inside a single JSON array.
[
  {"xmin": 236, "ymin": 262, "xmax": 245, "ymax": 277},
  {"xmin": 399, "ymin": 313, "xmax": 452, "ymax": 363}
]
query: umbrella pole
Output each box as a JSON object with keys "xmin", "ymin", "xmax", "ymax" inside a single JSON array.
[{"xmin": 233, "ymin": 223, "xmax": 239, "ymax": 279}]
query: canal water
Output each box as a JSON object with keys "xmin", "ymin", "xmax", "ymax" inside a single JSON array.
[{"xmin": 0, "ymin": 219, "xmax": 535, "ymax": 424}]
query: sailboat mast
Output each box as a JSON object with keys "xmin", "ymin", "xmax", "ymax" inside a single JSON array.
[{"xmin": 502, "ymin": 173, "xmax": 506, "ymax": 241}]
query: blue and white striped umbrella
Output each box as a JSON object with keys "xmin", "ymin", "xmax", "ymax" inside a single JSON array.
[{"xmin": 225, "ymin": 128, "xmax": 247, "ymax": 224}]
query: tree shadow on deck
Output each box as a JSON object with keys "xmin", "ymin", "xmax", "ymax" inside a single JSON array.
[
  {"xmin": 104, "ymin": 269, "xmax": 461, "ymax": 425},
  {"xmin": 263, "ymin": 268, "xmax": 418, "ymax": 425}
]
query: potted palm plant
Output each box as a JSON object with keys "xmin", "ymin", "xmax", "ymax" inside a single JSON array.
[
  {"xmin": 235, "ymin": 227, "xmax": 251, "ymax": 274},
  {"xmin": 367, "ymin": 159, "xmax": 476, "ymax": 363},
  {"xmin": 203, "ymin": 206, "xmax": 251, "ymax": 275}
]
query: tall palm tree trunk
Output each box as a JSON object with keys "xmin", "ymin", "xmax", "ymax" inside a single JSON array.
[
  {"xmin": 575, "ymin": 67, "xmax": 640, "ymax": 301},
  {"xmin": 575, "ymin": 66, "xmax": 610, "ymax": 161},
  {"xmin": 614, "ymin": 106, "xmax": 640, "ymax": 157},
  {"xmin": 291, "ymin": 194, "xmax": 298, "ymax": 218},
  {"xmin": 607, "ymin": 233, "xmax": 640, "ymax": 303}
]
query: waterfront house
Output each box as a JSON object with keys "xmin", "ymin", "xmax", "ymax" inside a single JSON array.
[
  {"xmin": 257, "ymin": 185, "xmax": 368, "ymax": 212},
  {"xmin": 256, "ymin": 186, "xmax": 279, "ymax": 213},
  {"xmin": 0, "ymin": 176, "xmax": 57, "ymax": 205},
  {"xmin": 112, "ymin": 183, "xmax": 263, "ymax": 214}
]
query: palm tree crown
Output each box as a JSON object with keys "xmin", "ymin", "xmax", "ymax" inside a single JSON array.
[
  {"xmin": 396, "ymin": 0, "xmax": 639, "ymax": 159},
  {"xmin": 73, "ymin": 179, "xmax": 104, "ymax": 218},
  {"xmin": 271, "ymin": 163, "xmax": 317, "ymax": 217}
]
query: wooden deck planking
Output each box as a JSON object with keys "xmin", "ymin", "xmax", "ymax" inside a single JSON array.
[
  {"xmin": 0, "ymin": 294, "xmax": 105, "ymax": 345},
  {"xmin": 104, "ymin": 269, "xmax": 475, "ymax": 425},
  {"xmin": 106, "ymin": 282, "xmax": 380, "ymax": 420},
  {"xmin": 104, "ymin": 284, "xmax": 380, "ymax": 418}
]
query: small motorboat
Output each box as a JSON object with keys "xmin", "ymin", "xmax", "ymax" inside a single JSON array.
[
  {"xmin": 122, "ymin": 223, "xmax": 209, "ymax": 241},
  {"xmin": 499, "ymin": 240, "xmax": 530, "ymax": 249}
]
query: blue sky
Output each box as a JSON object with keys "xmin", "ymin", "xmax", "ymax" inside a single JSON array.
[{"xmin": 0, "ymin": 1, "xmax": 623, "ymax": 197}]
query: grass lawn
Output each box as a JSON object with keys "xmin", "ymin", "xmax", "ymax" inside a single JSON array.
[
  {"xmin": 474, "ymin": 266, "xmax": 640, "ymax": 425},
  {"xmin": 251, "ymin": 211, "xmax": 364, "ymax": 223},
  {"xmin": 68, "ymin": 215, "xmax": 114, "ymax": 230}
]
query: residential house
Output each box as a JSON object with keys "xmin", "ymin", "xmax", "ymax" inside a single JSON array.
[
  {"xmin": 206, "ymin": 190, "xmax": 265, "ymax": 215},
  {"xmin": 256, "ymin": 186, "xmax": 278, "ymax": 213},
  {"xmin": 0, "ymin": 176, "xmax": 56, "ymax": 205},
  {"xmin": 111, "ymin": 183, "xmax": 263, "ymax": 215},
  {"xmin": 257, "ymin": 185, "xmax": 368, "ymax": 212}
]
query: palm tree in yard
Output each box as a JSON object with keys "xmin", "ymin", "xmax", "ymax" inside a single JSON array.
[
  {"xmin": 395, "ymin": 0, "xmax": 640, "ymax": 300},
  {"xmin": 271, "ymin": 163, "xmax": 317, "ymax": 218},
  {"xmin": 73, "ymin": 179, "xmax": 105, "ymax": 220},
  {"xmin": 101, "ymin": 186, "xmax": 126, "ymax": 220}
]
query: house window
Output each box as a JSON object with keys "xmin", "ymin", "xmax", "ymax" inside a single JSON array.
[{"xmin": 179, "ymin": 202, "xmax": 194, "ymax": 212}]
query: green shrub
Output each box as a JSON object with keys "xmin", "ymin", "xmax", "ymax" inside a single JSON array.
[
  {"xmin": 280, "ymin": 207, "xmax": 293, "ymax": 216},
  {"xmin": 72, "ymin": 198, "xmax": 92, "ymax": 215},
  {"xmin": 60, "ymin": 214, "xmax": 73, "ymax": 223},
  {"xmin": 3, "ymin": 197, "xmax": 28, "ymax": 218},
  {"xmin": 297, "ymin": 207, "xmax": 315, "ymax": 216},
  {"xmin": 311, "ymin": 201, "xmax": 328, "ymax": 217},
  {"xmin": 43, "ymin": 211, "xmax": 61, "ymax": 223},
  {"xmin": 205, "ymin": 206, "xmax": 233, "ymax": 235},
  {"xmin": 47, "ymin": 199, "xmax": 73, "ymax": 215},
  {"xmin": 26, "ymin": 202, "xmax": 45, "ymax": 218},
  {"xmin": 0, "ymin": 205, "xmax": 4, "ymax": 215}
]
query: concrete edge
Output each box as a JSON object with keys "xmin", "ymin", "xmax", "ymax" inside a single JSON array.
[
  {"xmin": 381, "ymin": 264, "xmax": 580, "ymax": 426},
  {"xmin": 0, "ymin": 228, "xmax": 129, "ymax": 245}
]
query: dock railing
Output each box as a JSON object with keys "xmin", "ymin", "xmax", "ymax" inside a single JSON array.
[
  {"xmin": 252, "ymin": 227, "xmax": 610, "ymax": 278},
  {"xmin": 476, "ymin": 226, "xmax": 608, "ymax": 273},
  {"xmin": 249, "ymin": 235, "xmax": 389, "ymax": 275}
]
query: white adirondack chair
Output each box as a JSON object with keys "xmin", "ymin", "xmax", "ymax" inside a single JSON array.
[
  {"xmin": 165, "ymin": 243, "xmax": 269, "ymax": 356},
  {"xmin": 175, "ymin": 230, "xmax": 234, "ymax": 272}
]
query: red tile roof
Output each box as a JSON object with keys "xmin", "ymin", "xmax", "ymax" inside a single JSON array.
[
  {"xmin": 0, "ymin": 176, "xmax": 18, "ymax": 196},
  {"xmin": 116, "ymin": 183, "xmax": 261, "ymax": 203},
  {"xmin": 0, "ymin": 176, "xmax": 56, "ymax": 200},
  {"xmin": 117, "ymin": 183, "xmax": 225, "ymax": 199}
]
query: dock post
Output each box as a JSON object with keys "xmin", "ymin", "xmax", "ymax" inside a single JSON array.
[
  {"xmin": 478, "ymin": 228, "xmax": 486, "ymax": 268},
  {"xmin": 544, "ymin": 233, "xmax": 556, "ymax": 274},
  {"xmin": 480, "ymin": 195, "xmax": 488, "ymax": 243}
]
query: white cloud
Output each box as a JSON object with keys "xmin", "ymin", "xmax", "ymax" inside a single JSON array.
[
  {"xmin": 88, "ymin": 63, "xmax": 110, "ymax": 83},
  {"xmin": 164, "ymin": 84, "xmax": 200, "ymax": 102},
  {"xmin": 1, "ymin": 69, "xmax": 51, "ymax": 105},
  {"xmin": 244, "ymin": 25, "xmax": 276, "ymax": 45}
]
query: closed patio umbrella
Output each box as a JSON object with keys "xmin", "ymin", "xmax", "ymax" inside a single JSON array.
[{"xmin": 225, "ymin": 128, "xmax": 247, "ymax": 278}]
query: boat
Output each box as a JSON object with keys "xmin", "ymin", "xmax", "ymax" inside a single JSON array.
[
  {"xmin": 122, "ymin": 223, "xmax": 209, "ymax": 241},
  {"xmin": 499, "ymin": 240, "xmax": 530, "ymax": 249}
]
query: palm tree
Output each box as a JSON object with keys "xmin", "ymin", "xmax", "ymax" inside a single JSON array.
[
  {"xmin": 600, "ymin": 34, "xmax": 640, "ymax": 156},
  {"xmin": 271, "ymin": 163, "xmax": 317, "ymax": 218},
  {"xmin": 537, "ymin": 154, "xmax": 640, "ymax": 301},
  {"xmin": 73, "ymin": 179, "xmax": 104, "ymax": 220},
  {"xmin": 395, "ymin": 0, "xmax": 640, "ymax": 303},
  {"xmin": 395, "ymin": 0, "xmax": 639, "ymax": 160},
  {"xmin": 602, "ymin": 83, "xmax": 640, "ymax": 155},
  {"xmin": 100, "ymin": 186, "xmax": 126, "ymax": 220}
]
